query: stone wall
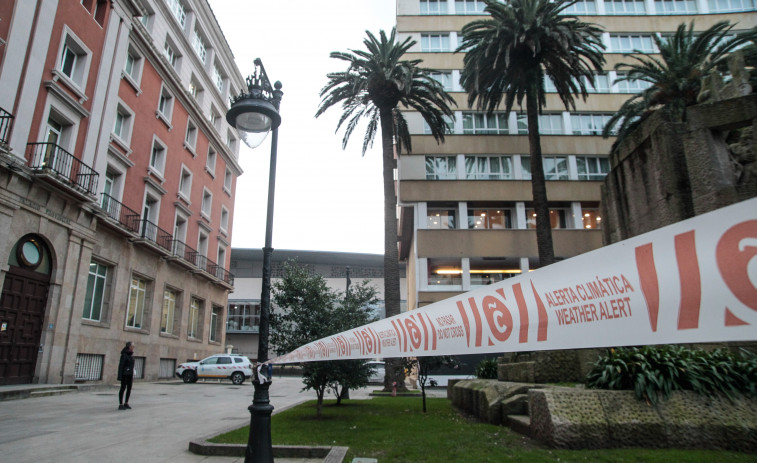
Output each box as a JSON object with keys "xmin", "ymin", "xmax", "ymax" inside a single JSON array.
[
  {"xmin": 497, "ymin": 349, "xmax": 602, "ymax": 383},
  {"xmin": 602, "ymin": 93, "xmax": 757, "ymax": 243}
]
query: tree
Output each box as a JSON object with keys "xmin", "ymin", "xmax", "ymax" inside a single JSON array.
[
  {"xmin": 403, "ymin": 356, "xmax": 459, "ymax": 413},
  {"xmin": 458, "ymin": 0, "xmax": 605, "ymax": 267},
  {"xmin": 316, "ymin": 28, "xmax": 455, "ymax": 391},
  {"xmin": 270, "ymin": 260, "xmax": 379, "ymax": 417},
  {"xmin": 603, "ymin": 21, "xmax": 757, "ymax": 153}
]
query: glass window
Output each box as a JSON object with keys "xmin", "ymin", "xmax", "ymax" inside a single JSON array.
[
  {"xmin": 615, "ymin": 73, "xmax": 654, "ymax": 93},
  {"xmin": 83, "ymin": 260, "xmax": 110, "ymax": 321},
  {"xmin": 654, "ymin": 0, "xmax": 697, "ymax": 14},
  {"xmin": 179, "ymin": 167, "xmax": 192, "ymax": 198},
  {"xmin": 201, "ymin": 189, "xmax": 212, "ymax": 218},
  {"xmin": 465, "ymin": 155, "xmax": 513, "ymax": 180},
  {"xmin": 423, "ymin": 115, "xmax": 455, "ymax": 135},
  {"xmin": 192, "ymin": 29, "xmax": 207, "ymax": 63},
  {"xmin": 610, "ymin": 34, "xmax": 656, "ymax": 53},
  {"xmin": 584, "ymin": 74, "xmax": 610, "ymax": 93},
  {"xmin": 188, "ymin": 298, "xmax": 202, "ymax": 339},
  {"xmin": 227, "ymin": 302, "xmax": 260, "ymax": 332},
  {"xmin": 150, "ymin": 141, "xmax": 166, "ymax": 174},
  {"xmin": 429, "ymin": 71, "xmax": 453, "ymax": 91},
  {"xmin": 60, "ymin": 45, "xmax": 77, "ymax": 79},
  {"xmin": 185, "ymin": 119, "xmax": 197, "ymax": 149},
  {"xmin": 455, "ymin": 0, "xmax": 486, "ymax": 14},
  {"xmin": 576, "ymin": 156, "xmax": 610, "ymax": 180},
  {"xmin": 605, "ymin": 0, "xmax": 647, "ymax": 14},
  {"xmin": 220, "ymin": 207, "xmax": 229, "ymax": 232},
  {"xmin": 421, "ymin": 34, "xmax": 451, "ymax": 52},
  {"xmin": 521, "ymin": 156, "xmax": 569, "ymax": 180},
  {"xmin": 470, "ymin": 259, "xmax": 521, "ymax": 287},
  {"xmin": 163, "ymin": 41, "xmax": 178, "ymax": 68},
  {"xmin": 425, "ymin": 156, "xmax": 457, "ymax": 180},
  {"xmin": 158, "ymin": 87, "xmax": 173, "ymax": 119},
  {"xmin": 468, "ymin": 207, "xmax": 512, "ymax": 229},
  {"xmin": 571, "ymin": 113, "xmax": 613, "ymax": 135},
  {"xmin": 526, "ymin": 208, "xmax": 569, "ymax": 229},
  {"xmin": 167, "ymin": 0, "xmax": 186, "ymax": 27},
  {"xmin": 427, "ymin": 258, "xmax": 462, "ymax": 286},
  {"xmin": 462, "ymin": 112, "xmax": 509, "ymax": 134},
  {"xmin": 210, "ymin": 306, "xmax": 222, "ymax": 342},
  {"xmin": 126, "ymin": 276, "xmax": 148, "ymax": 329},
  {"xmin": 563, "ymin": 0, "xmax": 597, "ymax": 14},
  {"xmin": 213, "ymin": 64, "xmax": 224, "ymax": 92},
  {"xmin": 161, "ymin": 289, "xmax": 176, "ymax": 334},
  {"xmin": 581, "ymin": 209, "xmax": 602, "ymax": 229},
  {"xmin": 427, "ymin": 206, "xmax": 456, "ymax": 229},
  {"xmin": 539, "ymin": 114, "xmax": 563, "ymax": 135},
  {"xmin": 421, "ymin": 0, "xmax": 448, "ymax": 15},
  {"xmin": 708, "ymin": 0, "xmax": 756, "ymax": 11},
  {"xmin": 224, "ymin": 168, "xmax": 233, "ymax": 193}
]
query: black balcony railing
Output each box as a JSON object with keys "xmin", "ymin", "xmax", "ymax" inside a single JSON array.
[
  {"xmin": 0, "ymin": 107, "xmax": 14, "ymax": 145},
  {"xmin": 100, "ymin": 193, "xmax": 141, "ymax": 233},
  {"xmin": 138, "ymin": 218, "xmax": 172, "ymax": 252},
  {"xmin": 27, "ymin": 142, "xmax": 99, "ymax": 195},
  {"xmin": 210, "ymin": 263, "xmax": 234, "ymax": 285}
]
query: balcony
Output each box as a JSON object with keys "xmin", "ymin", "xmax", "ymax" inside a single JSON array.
[
  {"xmin": 0, "ymin": 107, "xmax": 14, "ymax": 145},
  {"xmin": 27, "ymin": 142, "xmax": 99, "ymax": 199},
  {"xmin": 99, "ymin": 193, "xmax": 141, "ymax": 234},
  {"xmin": 134, "ymin": 218, "xmax": 173, "ymax": 254},
  {"xmin": 167, "ymin": 239, "xmax": 235, "ymax": 288}
]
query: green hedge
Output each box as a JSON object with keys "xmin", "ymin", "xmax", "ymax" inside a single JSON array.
[
  {"xmin": 585, "ymin": 345, "xmax": 757, "ymax": 405},
  {"xmin": 475, "ymin": 358, "xmax": 499, "ymax": 379}
]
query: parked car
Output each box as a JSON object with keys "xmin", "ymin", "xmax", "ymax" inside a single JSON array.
[
  {"xmin": 176, "ymin": 354, "xmax": 252, "ymax": 385},
  {"xmin": 366, "ymin": 360, "xmax": 385, "ymax": 383}
]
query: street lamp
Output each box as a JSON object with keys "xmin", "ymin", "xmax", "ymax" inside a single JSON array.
[{"xmin": 226, "ymin": 58, "xmax": 282, "ymax": 463}]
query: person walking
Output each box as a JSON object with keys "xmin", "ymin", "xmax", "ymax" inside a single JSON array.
[{"xmin": 117, "ymin": 341, "xmax": 135, "ymax": 410}]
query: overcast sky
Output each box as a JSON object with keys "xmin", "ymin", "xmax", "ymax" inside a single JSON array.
[{"xmin": 208, "ymin": 0, "xmax": 397, "ymax": 254}]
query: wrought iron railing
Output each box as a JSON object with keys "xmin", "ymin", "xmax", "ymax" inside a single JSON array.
[
  {"xmin": 138, "ymin": 218, "xmax": 172, "ymax": 252},
  {"xmin": 0, "ymin": 107, "xmax": 14, "ymax": 145},
  {"xmin": 27, "ymin": 142, "xmax": 99, "ymax": 195},
  {"xmin": 209, "ymin": 263, "xmax": 234, "ymax": 285},
  {"xmin": 100, "ymin": 193, "xmax": 141, "ymax": 233}
]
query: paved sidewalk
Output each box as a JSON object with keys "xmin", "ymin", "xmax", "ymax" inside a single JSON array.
[{"xmin": 0, "ymin": 378, "xmax": 446, "ymax": 463}]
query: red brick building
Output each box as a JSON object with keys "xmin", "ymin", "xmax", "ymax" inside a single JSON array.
[{"xmin": 0, "ymin": 0, "xmax": 245, "ymax": 385}]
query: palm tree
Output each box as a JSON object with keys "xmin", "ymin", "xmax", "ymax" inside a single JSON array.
[
  {"xmin": 603, "ymin": 21, "xmax": 757, "ymax": 152},
  {"xmin": 316, "ymin": 28, "xmax": 455, "ymax": 391},
  {"xmin": 458, "ymin": 0, "xmax": 605, "ymax": 267}
]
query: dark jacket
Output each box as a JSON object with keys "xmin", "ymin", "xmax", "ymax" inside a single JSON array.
[{"xmin": 117, "ymin": 347, "xmax": 135, "ymax": 381}]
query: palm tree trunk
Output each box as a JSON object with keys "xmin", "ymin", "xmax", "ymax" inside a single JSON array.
[
  {"xmin": 526, "ymin": 88, "xmax": 556, "ymax": 267},
  {"xmin": 379, "ymin": 106, "xmax": 406, "ymax": 392}
]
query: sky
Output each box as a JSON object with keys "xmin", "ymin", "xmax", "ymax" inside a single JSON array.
[{"xmin": 208, "ymin": 0, "xmax": 398, "ymax": 255}]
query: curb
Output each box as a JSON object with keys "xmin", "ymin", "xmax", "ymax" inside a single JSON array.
[{"xmin": 187, "ymin": 442, "xmax": 348, "ymax": 462}]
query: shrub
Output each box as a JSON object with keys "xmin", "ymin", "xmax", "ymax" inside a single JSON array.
[
  {"xmin": 585, "ymin": 345, "xmax": 757, "ymax": 405},
  {"xmin": 475, "ymin": 358, "xmax": 499, "ymax": 379}
]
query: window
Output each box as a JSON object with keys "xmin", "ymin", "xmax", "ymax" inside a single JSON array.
[
  {"xmin": 708, "ymin": 0, "xmax": 756, "ymax": 12},
  {"xmin": 224, "ymin": 167, "xmax": 233, "ymax": 193},
  {"xmin": 188, "ymin": 77, "xmax": 203, "ymax": 103},
  {"xmin": 201, "ymin": 188, "xmax": 212, "ymax": 218},
  {"xmin": 212, "ymin": 64, "xmax": 225, "ymax": 93},
  {"xmin": 188, "ymin": 297, "xmax": 203, "ymax": 339},
  {"xmin": 462, "ymin": 112, "xmax": 509, "ymax": 134},
  {"xmin": 521, "ymin": 156, "xmax": 569, "ymax": 180},
  {"xmin": 149, "ymin": 138, "xmax": 166, "ymax": 175},
  {"xmin": 126, "ymin": 276, "xmax": 149, "ymax": 329},
  {"xmin": 123, "ymin": 47, "xmax": 143, "ymax": 87},
  {"xmin": 174, "ymin": 213, "xmax": 188, "ymax": 245},
  {"xmin": 423, "ymin": 116, "xmax": 455, "ymax": 135},
  {"xmin": 167, "ymin": 0, "xmax": 186, "ymax": 27},
  {"xmin": 469, "ymin": 258, "xmax": 521, "ymax": 286},
  {"xmin": 163, "ymin": 39, "xmax": 180, "ymax": 69},
  {"xmin": 192, "ymin": 28, "xmax": 207, "ymax": 63},
  {"xmin": 206, "ymin": 147, "xmax": 216, "ymax": 175},
  {"xmin": 563, "ymin": 0, "xmax": 596, "ymax": 14},
  {"xmin": 609, "ymin": 34, "xmax": 655, "ymax": 53},
  {"xmin": 516, "ymin": 113, "xmax": 563, "ymax": 135},
  {"xmin": 226, "ymin": 132, "xmax": 236, "ymax": 151},
  {"xmin": 227, "ymin": 302, "xmax": 260, "ymax": 332},
  {"xmin": 605, "ymin": 0, "xmax": 647, "ymax": 14},
  {"xmin": 157, "ymin": 85, "xmax": 174, "ymax": 123},
  {"xmin": 465, "ymin": 155, "xmax": 513, "ymax": 180},
  {"xmin": 425, "ymin": 155, "xmax": 457, "ymax": 180},
  {"xmin": 178, "ymin": 166, "xmax": 192, "ymax": 200},
  {"xmin": 57, "ymin": 30, "xmax": 91, "ymax": 91},
  {"xmin": 581, "ymin": 209, "xmax": 602, "ymax": 229},
  {"xmin": 220, "ymin": 206, "xmax": 229, "ymax": 233},
  {"xmin": 209, "ymin": 106, "xmax": 221, "ymax": 130},
  {"xmin": 421, "ymin": 0, "xmax": 448, "ymax": 14},
  {"xmin": 83, "ymin": 260, "xmax": 111, "ymax": 322},
  {"xmin": 615, "ymin": 73, "xmax": 653, "ymax": 93},
  {"xmin": 571, "ymin": 113, "xmax": 613, "ymax": 135},
  {"xmin": 526, "ymin": 208, "xmax": 569, "ymax": 229},
  {"xmin": 185, "ymin": 119, "xmax": 197, "ymax": 152},
  {"xmin": 428, "ymin": 258, "xmax": 462, "ymax": 287},
  {"xmin": 210, "ymin": 306, "xmax": 222, "ymax": 342},
  {"xmin": 161, "ymin": 288, "xmax": 177, "ymax": 334},
  {"xmin": 427, "ymin": 204, "xmax": 456, "ymax": 229},
  {"xmin": 216, "ymin": 245, "xmax": 227, "ymax": 278},
  {"xmin": 583, "ymin": 74, "xmax": 610, "ymax": 93},
  {"xmin": 197, "ymin": 229, "xmax": 209, "ymax": 260},
  {"xmin": 429, "ymin": 71, "xmax": 453, "ymax": 91},
  {"xmin": 141, "ymin": 194, "xmax": 160, "ymax": 240},
  {"xmin": 576, "ymin": 156, "xmax": 610, "ymax": 180},
  {"xmin": 421, "ymin": 34, "xmax": 451, "ymax": 52},
  {"xmin": 468, "ymin": 206, "xmax": 512, "ymax": 229},
  {"xmin": 455, "ymin": 0, "xmax": 486, "ymax": 14},
  {"xmin": 112, "ymin": 103, "xmax": 133, "ymax": 145},
  {"xmin": 654, "ymin": 0, "xmax": 697, "ymax": 13}
]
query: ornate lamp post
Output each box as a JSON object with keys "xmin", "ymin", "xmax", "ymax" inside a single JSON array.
[{"xmin": 226, "ymin": 58, "xmax": 282, "ymax": 463}]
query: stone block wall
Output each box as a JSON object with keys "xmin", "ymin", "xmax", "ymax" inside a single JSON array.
[{"xmin": 498, "ymin": 349, "xmax": 603, "ymax": 383}]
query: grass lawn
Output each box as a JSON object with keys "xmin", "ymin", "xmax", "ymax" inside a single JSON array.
[{"xmin": 209, "ymin": 397, "xmax": 755, "ymax": 462}]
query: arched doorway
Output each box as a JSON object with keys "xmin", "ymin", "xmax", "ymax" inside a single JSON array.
[{"xmin": 0, "ymin": 235, "xmax": 52, "ymax": 385}]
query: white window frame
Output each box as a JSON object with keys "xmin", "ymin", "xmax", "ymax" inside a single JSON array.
[
  {"xmin": 224, "ymin": 167, "xmax": 233, "ymax": 195},
  {"xmin": 192, "ymin": 28, "xmax": 207, "ymax": 64},
  {"xmin": 157, "ymin": 84, "xmax": 174, "ymax": 127},
  {"xmin": 149, "ymin": 136, "xmax": 167, "ymax": 177},
  {"xmin": 83, "ymin": 259, "xmax": 111, "ymax": 322},
  {"xmin": 163, "ymin": 38, "xmax": 180, "ymax": 70},
  {"xmin": 185, "ymin": 119, "xmax": 198, "ymax": 155},
  {"xmin": 609, "ymin": 34, "xmax": 656, "ymax": 53},
  {"xmin": 708, "ymin": 0, "xmax": 756, "ymax": 12},
  {"xmin": 220, "ymin": 206, "xmax": 229, "ymax": 234},
  {"xmin": 112, "ymin": 100, "xmax": 134, "ymax": 149},
  {"xmin": 212, "ymin": 64, "xmax": 225, "ymax": 93},
  {"xmin": 571, "ymin": 113, "xmax": 613, "ymax": 136},
  {"xmin": 167, "ymin": 0, "xmax": 186, "ymax": 27},
  {"xmin": 122, "ymin": 44, "xmax": 144, "ymax": 91},
  {"xmin": 463, "ymin": 112, "xmax": 509, "ymax": 134},
  {"xmin": 521, "ymin": 156, "xmax": 570, "ymax": 180},
  {"xmin": 421, "ymin": 33, "xmax": 451, "ymax": 52},
  {"xmin": 55, "ymin": 27, "xmax": 92, "ymax": 98},
  {"xmin": 604, "ymin": 0, "xmax": 647, "ymax": 14},
  {"xmin": 161, "ymin": 287, "xmax": 178, "ymax": 335},
  {"xmin": 201, "ymin": 187, "xmax": 212, "ymax": 219},
  {"xmin": 464, "ymin": 155, "xmax": 513, "ymax": 180},
  {"xmin": 206, "ymin": 146, "xmax": 217, "ymax": 176},
  {"xmin": 654, "ymin": 0, "xmax": 697, "ymax": 14},
  {"xmin": 576, "ymin": 156, "xmax": 611, "ymax": 180},
  {"xmin": 420, "ymin": 0, "xmax": 448, "ymax": 15},
  {"xmin": 188, "ymin": 76, "xmax": 203, "ymax": 103},
  {"xmin": 425, "ymin": 155, "xmax": 457, "ymax": 180},
  {"xmin": 455, "ymin": 0, "xmax": 486, "ymax": 14},
  {"xmin": 126, "ymin": 275, "xmax": 150, "ymax": 330},
  {"xmin": 188, "ymin": 297, "xmax": 203, "ymax": 340},
  {"xmin": 562, "ymin": 0, "xmax": 597, "ymax": 14},
  {"xmin": 178, "ymin": 164, "xmax": 192, "ymax": 201}
]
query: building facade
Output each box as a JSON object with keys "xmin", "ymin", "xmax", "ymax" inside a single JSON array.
[
  {"xmin": 0, "ymin": 0, "xmax": 244, "ymax": 385},
  {"xmin": 395, "ymin": 0, "xmax": 757, "ymax": 310},
  {"xmin": 228, "ymin": 249, "xmax": 407, "ymax": 360}
]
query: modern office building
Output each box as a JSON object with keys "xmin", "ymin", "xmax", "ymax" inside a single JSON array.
[
  {"xmin": 227, "ymin": 249, "xmax": 407, "ymax": 360},
  {"xmin": 395, "ymin": 0, "xmax": 757, "ymax": 310},
  {"xmin": 0, "ymin": 0, "xmax": 244, "ymax": 385}
]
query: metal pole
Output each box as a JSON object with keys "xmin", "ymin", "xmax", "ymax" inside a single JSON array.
[{"xmin": 245, "ymin": 81, "xmax": 282, "ymax": 463}]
